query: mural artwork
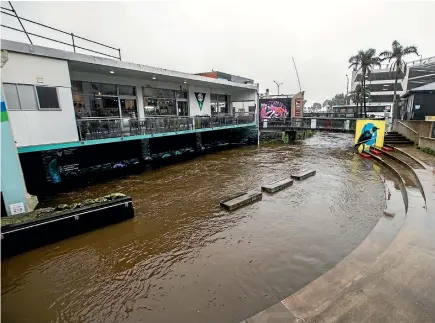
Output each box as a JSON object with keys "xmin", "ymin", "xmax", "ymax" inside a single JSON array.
[
  {"xmin": 354, "ymin": 119, "xmax": 386, "ymax": 153},
  {"xmin": 260, "ymin": 99, "xmax": 290, "ymax": 119}
]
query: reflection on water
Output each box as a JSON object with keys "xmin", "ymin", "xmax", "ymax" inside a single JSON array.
[{"xmin": 1, "ymin": 133, "xmax": 385, "ymax": 323}]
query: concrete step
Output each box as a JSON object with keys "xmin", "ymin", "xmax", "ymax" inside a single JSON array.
[
  {"xmin": 262, "ymin": 178, "xmax": 294, "ymax": 194},
  {"xmin": 291, "ymin": 169, "xmax": 316, "ymax": 180},
  {"xmin": 384, "ymin": 140, "xmax": 414, "ymax": 145},
  {"xmin": 385, "ymin": 134, "xmax": 407, "ymax": 138},
  {"xmin": 385, "ymin": 137, "xmax": 409, "ymax": 141},
  {"xmin": 220, "ymin": 190, "xmax": 262, "ymax": 211}
]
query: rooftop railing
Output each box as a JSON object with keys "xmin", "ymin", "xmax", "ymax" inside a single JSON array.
[{"xmin": 1, "ymin": 2, "xmax": 121, "ymax": 60}]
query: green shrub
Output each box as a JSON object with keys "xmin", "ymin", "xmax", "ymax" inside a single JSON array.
[{"xmin": 420, "ymin": 147, "xmax": 435, "ymax": 156}]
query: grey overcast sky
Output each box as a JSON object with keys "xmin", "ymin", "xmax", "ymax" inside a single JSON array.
[{"xmin": 2, "ymin": 0, "xmax": 435, "ymax": 105}]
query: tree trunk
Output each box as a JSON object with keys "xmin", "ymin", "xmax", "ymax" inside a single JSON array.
[
  {"xmin": 363, "ymin": 77, "xmax": 367, "ymax": 118},
  {"xmin": 393, "ymin": 65, "xmax": 399, "ymax": 121}
]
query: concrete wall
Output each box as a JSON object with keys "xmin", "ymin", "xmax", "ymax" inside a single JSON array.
[
  {"xmin": 401, "ymin": 120, "xmax": 434, "ymax": 138},
  {"xmin": 2, "ymin": 52, "xmax": 78, "ymax": 147},
  {"xmin": 419, "ymin": 137, "xmax": 435, "ymax": 150}
]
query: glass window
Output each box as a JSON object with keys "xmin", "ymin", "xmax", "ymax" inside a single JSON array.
[
  {"xmin": 89, "ymin": 83, "xmax": 100, "ymax": 94},
  {"xmin": 93, "ymin": 97, "xmax": 119, "ymax": 117},
  {"xmin": 3, "ymin": 83, "xmax": 20, "ymax": 110},
  {"xmin": 143, "ymin": 87, "xmax": 175, "ymax": 98},
  {"xmin": 99, "ymin": 83, "xmax": 117, "ymax": 96},
  {"xmin": 120, "ymin": 99, "xmax": 137, "ymax": 118},
  {"xmin": 19, "ymin": 85, "xmax": 39, "ymax": 110},
  {"xmin": 143, "ymin": 98, "xmax": 176, "ymax": 115},
  {"xmin": 36, "ymin": 86, "xmax": 60, "ymax": 109},
  {"xmin": 155, "ymin": 99, "xmax": 176, "ymax": 115},
  {"xmin": 176, "ymin": 91, "xmax": 188, "ymax": 99},
  {"xmin": 118, "ymin": 85, "xmax": 136, "ymax": 96},
  {"xmin": 211, "ymin": 94, "xmax": 229, "ymax": 115},
  {"xmin": 71, "ymin": 81, "xmax": 83, "ymax": 94}
]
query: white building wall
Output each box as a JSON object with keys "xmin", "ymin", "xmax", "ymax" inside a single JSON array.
[{"xmin": 2, "ymin": 52, "xmax": 78, "ymax": 147}]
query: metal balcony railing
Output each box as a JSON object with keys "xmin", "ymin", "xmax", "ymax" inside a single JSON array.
[
  {"xmin": 260, "ymin": 117, "xmax": 358, "ymax": 131},
  {"xmin": 76, "ymin": 114, "xmax": 256, "ymax": 141},
  {"xmin": 1, "ymin": 2, "xmax": 121, "ymax": 60}
]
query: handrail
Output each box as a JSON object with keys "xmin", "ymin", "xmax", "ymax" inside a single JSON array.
[
  {"xmin": 397, "ymin": 121, "xmax": 418, "ymax": 135},
  {"xmin": 1, "ymin": 5, "xmax": 121, "ymax": 60}
]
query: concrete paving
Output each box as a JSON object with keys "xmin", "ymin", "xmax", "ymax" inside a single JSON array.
[{"xmin": 241, "ymin": 150, "xmax": 435, "ymax": 323}]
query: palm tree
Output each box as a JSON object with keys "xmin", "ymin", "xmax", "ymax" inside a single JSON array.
[
  {"xmin": 349, "ymin": 84, "xmax": 362, "ymax": 117},
  {"xmin": 349, "ymin": 49, "xmax": 381, "ymax": 117},
  {"xmin": 379, "ymin": 41, "xmax": 419, "ymax": 121}
]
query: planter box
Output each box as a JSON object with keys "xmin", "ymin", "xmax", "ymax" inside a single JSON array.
[{"xmin": 1, "ymin": 196, "xmax": 134, "ymax": 258}]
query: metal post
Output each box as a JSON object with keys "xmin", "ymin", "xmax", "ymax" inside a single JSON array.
[
  {"xmin": 71, "ymin": 33, "xmax": 76, "ymax": 52},
  {"xmin": 118, "ymin": 49, "xmax": 122, "ymax": 61},
  {"xmin": 9, "ymin": 1, "xmax": 32, "ymax": 45},
  {"xmin": 273, "ymin": 80, "xmax": 283, "ymax": 95}
]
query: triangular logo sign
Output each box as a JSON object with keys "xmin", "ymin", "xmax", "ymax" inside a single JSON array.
[{"xmin": 195, "ymin": 92, "xmax": 206, "ymax": 111}]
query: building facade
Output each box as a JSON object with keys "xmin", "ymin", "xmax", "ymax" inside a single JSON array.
[
  {"xmin": 0, "ymin": 40, "xmax": 259, "ymax": 215},
  {"xmin": 350, "ymin": 56, "xmax": 435, "ymax": 122}
]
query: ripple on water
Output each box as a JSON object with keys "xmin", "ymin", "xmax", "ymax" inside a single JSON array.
[{"xmin": 1, "ymin": 133, "xmax": 385, "ymax": 323}]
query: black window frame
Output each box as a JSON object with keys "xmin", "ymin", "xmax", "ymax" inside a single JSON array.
[{"xmin": 36, "ymin": 86, "xmax": 61, "ymax": 110}]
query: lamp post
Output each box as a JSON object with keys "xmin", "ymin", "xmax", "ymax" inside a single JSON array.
[
  {"xmin": 273, "ymin": 80, "xmax": 283, "ymax": 95},
  {"xmin": 346, "ymin": 74, "xmax": 349, "ymax": 104}
]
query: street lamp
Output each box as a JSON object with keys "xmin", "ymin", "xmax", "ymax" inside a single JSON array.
[{"xmin": 273, "ymin": 80, "xmax": 283, "ymax": 95}]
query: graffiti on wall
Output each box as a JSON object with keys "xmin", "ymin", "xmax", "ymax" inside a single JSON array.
[{"xmin": 260, "ymin": 99, "xmax": 290, "ymax": 119}]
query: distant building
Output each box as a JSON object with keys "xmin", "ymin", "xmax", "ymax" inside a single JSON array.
[
  {"xmin": 195, "ymin": 71, "xmax": 254, "ymax": 85},
  {"xmin": 350, "ymin": 56, "xmax": 435, "ymax": 123},
  {"xmin": 401, "ymin": 82, "xmax": 435, "ymax": 120}
]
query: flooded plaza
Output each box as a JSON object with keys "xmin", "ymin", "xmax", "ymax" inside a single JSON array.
[{"xmin": 1, "ymin": 133, "xmax": 386, "ymax": 323}]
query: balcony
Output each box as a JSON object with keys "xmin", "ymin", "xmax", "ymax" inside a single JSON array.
[{"xmin": 76, "ymin": 114, "xmax": 256, "ymax": 141}]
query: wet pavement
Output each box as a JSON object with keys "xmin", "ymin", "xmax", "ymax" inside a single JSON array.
[{"xmin": 1, "ymin": 133, "xmax": 386, "ymax": 323}]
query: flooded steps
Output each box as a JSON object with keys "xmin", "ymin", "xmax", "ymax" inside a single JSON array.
[
  {"xmin": 291, "ymin": 169, "xmax": 316, "ymax": 180},
  {"xmin": 261, "ymin": 178, "xmax": 294, "ymax": 194},
  {"xmin": 220, "ymin": 190, "xmax": 262, "ymax": 211}
]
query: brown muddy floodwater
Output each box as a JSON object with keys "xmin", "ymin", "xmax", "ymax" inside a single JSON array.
[{"xmin": 1, "ymin": 133, "xmax": 385, "ymax": 323}]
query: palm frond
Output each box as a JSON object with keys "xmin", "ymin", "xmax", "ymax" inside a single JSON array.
[
  {"xmin": 379, "ymin": 50, "xmax": 392, "ymax": 61},
  {"xmin": 403, "ymin": 46, "xmax": 419, "ymax": 56}
]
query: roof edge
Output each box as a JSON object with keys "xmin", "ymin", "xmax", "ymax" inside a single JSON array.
[{"xmin": 1, "ymin": 39, "xmax": 258, "ymax": 90}]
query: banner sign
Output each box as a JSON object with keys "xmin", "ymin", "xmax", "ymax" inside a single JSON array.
[
  {"xmin": 195, "ymin": 92, "xmax": 206, "ymax": 111},
  {"xmin": 295, "ymin": 99, "xmax": 302, "ymax": 117}
]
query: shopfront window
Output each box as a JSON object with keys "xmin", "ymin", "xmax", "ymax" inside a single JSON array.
[
  {"xmin": 121, "ymin": 99, "xmax": 137, "ymax": 119},
  {"xmin": 72, "ymin": 81, "xmax": 137, "ymax": 118},
  {"xmin": 211, "ymin": 94, "xmax": 229, "ymax": 115},
  {"xmin": 143, "ymin": 87, "xmax": 177, "ymax": 116}
]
